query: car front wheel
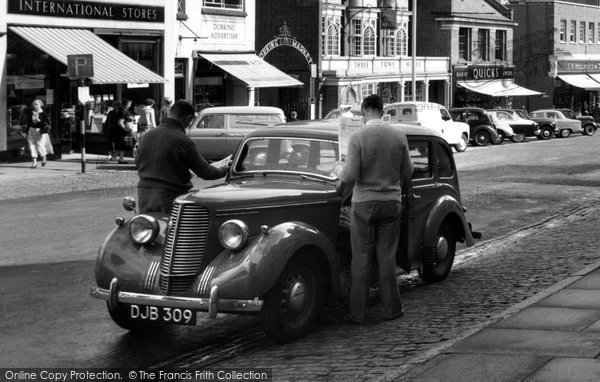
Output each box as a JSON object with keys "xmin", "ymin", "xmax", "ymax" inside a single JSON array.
[
  {"xmin": 260, "ymin": 252, "xmax": 324, "ymax": 343},
  {"xmin": 474, "ymin": 130, "xmax": 491, "ymax": 146},
  {"xmin": 583, "ymin": 124, "xmax": 596, "ymax": 136},
  {"xmin": 491, "ymin": 130, "xmax": 505, "ymax": 145},
  {"xmin": 559, "ymin": 129, "xmax": 571, "ymax": 138},
  {"xmin": 510, "ymin": 133, "xmax": 526, "ymax": 143},
  {"xmin": 419, "ymin": 223, "xmax": 456, "ymax": 284},
  {"xmin": 454, "ymin": 134, "xmax": 468, "ymax": 152}
]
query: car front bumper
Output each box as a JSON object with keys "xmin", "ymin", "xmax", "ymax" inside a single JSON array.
[{"xmin": 90, "ymin": 278, "xmax": 263, "ymax": 319}]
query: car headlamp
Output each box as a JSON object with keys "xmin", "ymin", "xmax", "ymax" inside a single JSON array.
[
  {"xmin": 218, "ymin": 220, "xmax": 249, "ymax": 251},
  {"xmin": 129, "ymin": 215, "xmax": 159, "ymax": 245}
]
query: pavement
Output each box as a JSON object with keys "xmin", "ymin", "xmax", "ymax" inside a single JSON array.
[{"xmin": 3, "ymin": 154, "xmax": 600, "ymax": 380}]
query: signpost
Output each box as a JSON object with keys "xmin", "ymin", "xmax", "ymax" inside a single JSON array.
[{"xmin": 67, "ymin": 54, "xmax": 94, "ymax": 174}]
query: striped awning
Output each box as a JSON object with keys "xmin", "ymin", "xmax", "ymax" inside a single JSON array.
[
  {"xmin": 457, "ymin": 79, "xmax": 543, "ymax": 97},
  {"xmin": 10, "ymin": 26, "xmax": 165, "ymax": 84},
  {"xmin": 558, "ymin": 74, "xmax": 600, "ymax": 90}
]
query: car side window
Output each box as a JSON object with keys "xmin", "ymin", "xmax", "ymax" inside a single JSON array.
[
  {"xmin": 199, "ymin": 115, "xmax": 224, "ymax": 129},
  {"xmin": 436, "ymin": 142, "xmax": 454, "ymax": 178},
  {"xmin": 440, "ymin": 108, "xmax": 451, "ymax": 120},
  {"xmin": 386, "ymin": 109, "xmax": 397, "ymax": 117},
  {"xmin": 408, "ymin": 140, "xmax": 432, "ymax": 179}
]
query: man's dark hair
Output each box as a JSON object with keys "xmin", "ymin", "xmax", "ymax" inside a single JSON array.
[
  {"xmin": 361, "ymin": 94, "xmax": 384, "ymax": 113},
  {"xmin": 169, "ymin": 100, "xmax": 196, "ymax": 119}
]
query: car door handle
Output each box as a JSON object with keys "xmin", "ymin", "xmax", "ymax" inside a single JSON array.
[{"xmin": 412, "ymin": 194, "xmax": 421, "ymax": 199}]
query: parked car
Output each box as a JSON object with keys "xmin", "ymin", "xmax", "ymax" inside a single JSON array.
[
  {"xmin": 557, "ymin": 109, "xmax": 597, "ymax": 136},
  {"xmin": 187, "ymin": 106, "xmax": 286, "ymax": 161},
  {"xmin": 90, "ymin": 121, "xmax": 479, "ymax": 343},
  {"xmin": 384, "ymin": 102, "xmax": 470, "ymax": 152},
  {"xmin": 487, "ymin": 109, "xmax": 541, "ymax": 143},
  {"xmin": 487, "ymin": 112, "xmax": 515, "ymax": 144},
  {"xmin": 511, "ymin": 109, "xmax": 557, "ymax": 140},
  {"xmin": 449, "ymin": 108, "xmax": 499, "ymax": 146},
  {"xmin": 530, "ymin": 109, "xmax": 583, "ymax": 138},
  {"xmin": 324, "ymin": 106, "xmax": 362, "ymax": 120}
]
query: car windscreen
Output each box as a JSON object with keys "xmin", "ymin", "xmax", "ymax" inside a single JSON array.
[
  {"xmin": 230, "ymin": 114, "xmax": 284, "ymax": 128},
  {"xmin": 233, "ymin": 137, "xmax": 339, "ymax": 179}
]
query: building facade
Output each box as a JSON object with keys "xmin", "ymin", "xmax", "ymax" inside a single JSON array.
[
  {"xmin": 1, "ymin": 0, "xmax": 175, "ymax": 158},
  {"xmin": 417, "ymin": 0, "xmax": 530, "ymax": 108},
  {"xmin": 256, "ymin": 0, "xmax": 452, "ymax": 120},
  {"xmin": 508, "ymin": 0, "xmax": 600, "ymax": 112},
  {"xmin": 175, "ymin": 0, "xmax": 301, "ymax": 111}
]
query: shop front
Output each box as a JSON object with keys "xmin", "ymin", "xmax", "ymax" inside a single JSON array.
[
  {"xmin": 1, "ymin": 0, "xmax": 174, "ymax": 159},
  {"xmin": 454, "ymin": 65, "xmax": 542, "ymax": 109},
  {"xmin": 551, "ymin": 58, "xmax": 600, "ymax": 115}
]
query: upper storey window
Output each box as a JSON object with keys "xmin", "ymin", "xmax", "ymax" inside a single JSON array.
[
  {"xmin": 322, "ymin": 17, "xmax": 341, "ymax": 56},
  {"xmin": 350, "ymin": 19, "xmax": 377, "ymax": 56},
  {"xmin": 203, "ymin": 0, "xmax": 243, "ymax": 10}
]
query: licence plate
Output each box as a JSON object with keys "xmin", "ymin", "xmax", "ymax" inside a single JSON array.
[{"xmin": 129, "ymin": 305, "xmax": 197, "ymax": 325}]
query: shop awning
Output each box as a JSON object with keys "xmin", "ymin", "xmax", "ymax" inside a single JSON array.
[
  {"xmin": 558, "ymin": 74, "xmax": 600, "ymax": 90},
  {"xmin": 457, "ymin": 79, "xmax": 543, "ymax": 97},
  {"xmin": 9, "ymin": 26, "xmax": 165, "ymax": 84},
  {"xmin": 197, "ymin": 53, "xmax": 303, "ymax": 88}
]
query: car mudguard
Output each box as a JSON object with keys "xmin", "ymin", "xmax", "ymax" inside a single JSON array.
[
  {"xmin": 200, "ymin": 221, "xmax": 344, "ymax": 300},
  {"xmin": 421, "ymin": 195, "xmax": 475, "ymax": 249},
  {"xmin": 94, "ymin": 213, "xmax": 168, "ymax": 292}
]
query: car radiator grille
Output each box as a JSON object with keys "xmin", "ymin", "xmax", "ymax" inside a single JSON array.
[{"xmin": 159, "ymin": 202, "xmax": 210, "ymax": 295}]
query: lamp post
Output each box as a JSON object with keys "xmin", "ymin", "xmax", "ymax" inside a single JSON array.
[{"xmin": 412, "ymin": 0, "xmax": 417, "ymax": 101}]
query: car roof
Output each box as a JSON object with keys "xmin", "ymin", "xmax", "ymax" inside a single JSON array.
[
  {"xmin": 531, "ymin": 109, "xmax": 560, "ymax": 113},
  {"xmin": 449, "ymin": 107, "xmax": 486, "ymax": 113},
  {"xmin": 244, "ymin": 120, "xmax": 445, "ymax": 140},
  {"xmin": 384, "ymin": 101, "xmax": 445, "ymax": 107},
  {"xmin": 198, "ymin": 106, "xmax": 284, "ymax": 115}
]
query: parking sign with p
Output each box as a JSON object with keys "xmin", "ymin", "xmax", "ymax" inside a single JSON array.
[{"xmin": 67, "ymin": 54, "xmax": 94, "ymax": 79}]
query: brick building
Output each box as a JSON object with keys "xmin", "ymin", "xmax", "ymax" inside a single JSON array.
[
  {"xmin": 417, "ymin": 0, "xmax": 540, "ymax": 108},
  {"xmin": 507, "ymin": 0, "xmax": 600, "ymax": 112},
  {"xmin": 256, "ymin": 0, "xmax": 452, "ymax": 120}
]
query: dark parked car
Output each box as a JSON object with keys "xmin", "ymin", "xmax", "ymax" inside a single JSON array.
[
  {"xmin": 486, "ymin": 109, "xmax": 541, "ymax": 143},
  {"xmin": 90, "ymin": 121, "xmax": 479, "ymax": 343},
  {"xmin": 449, "ymin": 108, "xmax": 499, "ymax": 146},
  {"xmin": 512, "ymin": 109, "xmax": 557, "ymax": 140},
  {"xmin": 558, "ymin": 109, "xmax": 597, "ymax": 136}
]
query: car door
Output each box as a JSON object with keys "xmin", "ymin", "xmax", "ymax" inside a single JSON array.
[{"xmin": 188, "ymin": 114, "xmax": 229, "ymax": 161}]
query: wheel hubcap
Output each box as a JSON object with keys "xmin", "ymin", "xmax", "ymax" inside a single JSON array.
[
  {"xmin": 287, "ymin": 276, "xmax": 307, "ymax": 313},
  {"xmin": 436, "ymin": 236, "xmax": 449, "ymax": 261}
]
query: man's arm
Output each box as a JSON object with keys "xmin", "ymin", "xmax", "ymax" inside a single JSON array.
[
  {"xmin": 338, "ymin": 136, "xmax": 361, "ymax": 184},
  {"xmin": 182, "ymin": 139, "xmax": 228, "ymax": 180}
]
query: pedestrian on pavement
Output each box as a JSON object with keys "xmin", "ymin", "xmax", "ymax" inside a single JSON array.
[
  {"xmin": 337, "ymin": 94, "xmax": 414, "ymax": 324},
  {"xmin": 158, "ymin": 96, "xmax": 173, "ymax": 124},
  {"xmin": 104, "ymin": 101, "xmax": 120, "ymax": 161},
  {"xmin": 114, "ymin": 99, "xmax": 135, "ymax": 164},
  {"xmin": 23, "ymin": 99, "xmax": 51, "ymax": 168},
  {"xmin": 137, "ymin": 98, "xmax": 157, "ymax": 134},
  {"xmin": 135, "ymin": 100, "xmax": 229, "ymax": 214}
]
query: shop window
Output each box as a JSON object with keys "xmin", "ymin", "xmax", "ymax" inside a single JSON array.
[
  {"xmin": 570, "ymin": 20, "xmax": 576, "ymax": 42},
  {"xmin": 589, "ymin": 22, "xmax": 595, "ymax": 44},
  {"xmin": 559, "ymin": 20, "xmax": 567, "ymax": 42},
  {"xmin": 396, "ymin": 28, "xmax": 408, "ymax": 56},
  {"xmin": 477, "ymin": 29, "xmax": 489, "ymax": 61},
  {"xmin": 350, "ymin": 19, "xmax": 362, "ymax": 56},
  {"xmin": 580, "ymin": 21, "xmax": 586, "ymax": 43},
  {"xmin": 361, "ymin": 83, "xmax": 376, "ymax": 100},
  {"xmin": 203, "ymin": 0, "xmax": 243, "ymax": 10},
  {"xmin": 495, "ymin": 30, "xmax": 506, "ymax": 61},
  {"xmin": 459, "ymin": 28, "xmax": 471, "ymax": 61},
  {"xmin": 364, "ymin": 26, "xmax": 376, "ymax": 56}
]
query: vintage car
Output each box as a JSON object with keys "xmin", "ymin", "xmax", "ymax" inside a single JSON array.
[
  {"xmin": 557, "ymin": 108, "xmax": 597, "ymax": 136},
  {"xmin": 90, "ymin": 121, "xmax": 479, "ymax": 343},
  {"xmin": 486, "ymin": 109, "xmax": 541, "ymax": 143},
  {"xmin": 511, "ymin": 109, "xmax": 556, "ymax": 140},
  {"xmin": 449, "ymin": 108, "xmax": 499, "ymax": 146},
  {"xmin": 487, "ymin": 112, "xmax": 515, "ymax": 144},
  {"xmin": 187, "ymin": 106, "xmax": 286, "ymax": 161},
  {"xmin": 530, "ymin": 109, "xmax": 583, "ymax": 138}
]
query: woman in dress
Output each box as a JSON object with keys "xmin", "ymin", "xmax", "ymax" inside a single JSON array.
[
  {"xmin": 24, "ymin": 99, "xmax": 51, "ymax": 168},
  {"xmin": 114, "ymin": 99, "xmax": 135, "ymax": 164}
]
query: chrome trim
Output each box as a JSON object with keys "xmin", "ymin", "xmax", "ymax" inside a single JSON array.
[
  {"xmin": 209, "ymin": 285, "xmax": 218, "ymax": 319},
  {"xmin": 197, "ymin": 266, "xmax": 215, "ymax": 297},
  {"xmin": 216, "ymin": 200, "xmax": 329, "ymax": 215},
  {"xmin": 90, "ymin": 284, "xmax": 263, "ymax": 314},
  {"xmin": 144, "ymin": 261, "xmax": 160, "ymax": 291}
]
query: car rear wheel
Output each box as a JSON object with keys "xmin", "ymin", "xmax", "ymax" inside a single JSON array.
[
  {"xmin": 583, "ymin": 124, "xmax": 596, "ymax": 136},
  {"xmin": 419, "ymin": 223, "xmax": 456, "ymax": 284},
  {"xmin": 474, "ymin": 130, "xmax": 491, "ymax": 146},
  {"xmin": 510, "ymin": 133, "xmax": 526, "ymax": 143},
  {"xmin": 537, "ymin": 126, "xmax": 553, "ymax": 140},
  {"xmin": 491, "ymin": 130, "xmax": 505, "ymax": 145},
  {"xmin": 260, "ymin": 252, "xmax": 324, "ymax": 343},
  {"xmin": 454, "ymin": 134, "xmax": 468, "ymax": 152},
  {"xmin": 559, "ymin": 129, "xmax": 571, "ymax": 138}
]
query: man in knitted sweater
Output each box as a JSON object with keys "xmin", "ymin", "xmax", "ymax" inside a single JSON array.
[
  {"xmin": 338, "ymin": 94, "xmax": 414, "ymax": 324},
  {"xmin": 136, "ymin": 101, "xmax": 228, "ymax": 214}
]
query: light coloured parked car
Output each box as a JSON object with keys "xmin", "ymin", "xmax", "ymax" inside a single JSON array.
[
  {"xmin": 384, "ymin": 102, "xmax": 470, "ymax": 152},
  {"xmin": 487, "ymin": 112, "xmax": 515, "ymax": 144},
  {"xmin": 487, "ymin": 109, "xmax": 541, "ymax": 142},
  {"xmin": 530, "ymin": 109, "xmax": 582, "ymax": 138},
  {"xmin": 188, "ymin": 106, "xmax": 286, "ymax": 161}
]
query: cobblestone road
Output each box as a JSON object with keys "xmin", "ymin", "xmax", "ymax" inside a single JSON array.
[{"xmin": 160, "ymin": 201, "xmax": 600, "ymax": 381}]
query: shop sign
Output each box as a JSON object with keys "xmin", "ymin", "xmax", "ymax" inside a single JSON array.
[
  {"xmin": 380, "ymin": 10, "xmax": 398, "ymax": 30},
  {"xmin": 455, "ymin": 65, "xmax": 514, "ymax": 81},
  {"xmin": 13, "ymin": 75, "xmax": 45, "ymax": 89},
  {"xmin": 258, "ymin": 22, "xmax": 314, "ymax": 66},
  {"xmin": 202, "ymin": 16, "xmax": 245, "ymax": 44},
  {"xmin": 556, "ymin": 60, "xmax": 600, "ymax": 73},
  {"xmin": 8, "ymin": 0, "xmax": 164, "ymax": 23}
]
